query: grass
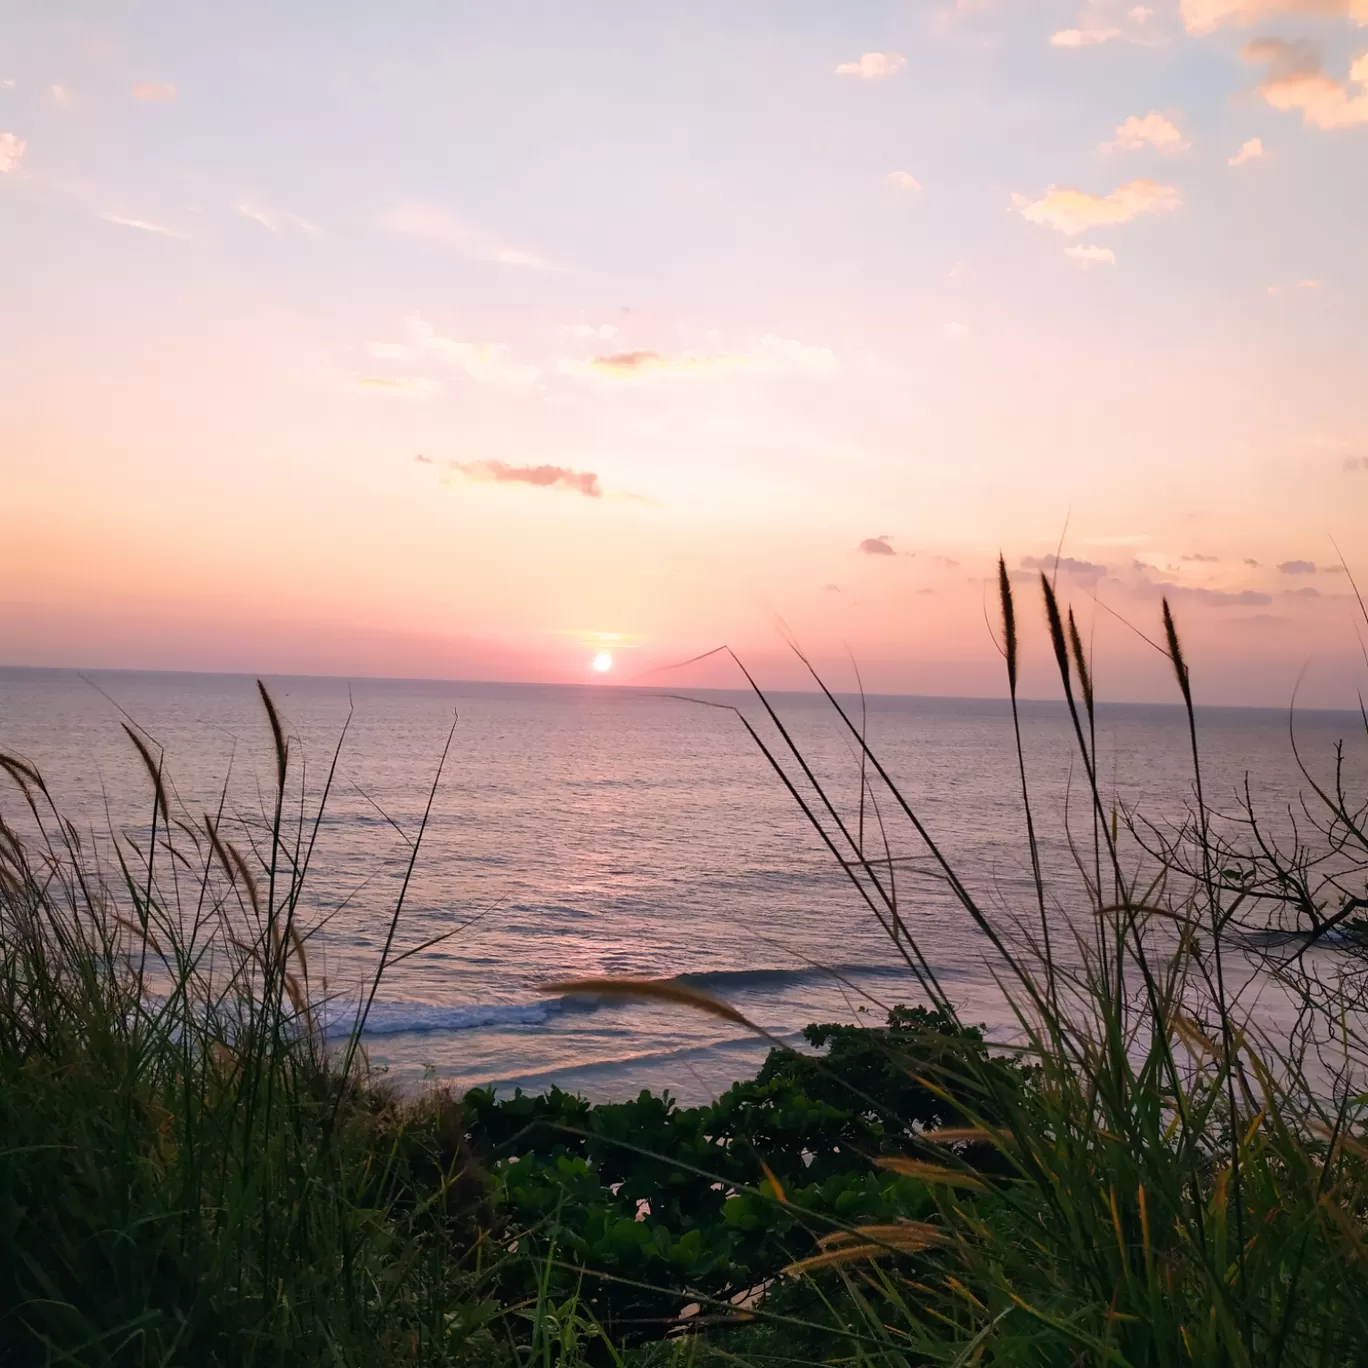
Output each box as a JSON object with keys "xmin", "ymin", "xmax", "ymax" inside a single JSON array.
[
  {"xmin": 3, "ymin": 565, "xmax": 1368, "ymax": 1365},
  {"xmin": 0, "ymin": 691, "xmax": 502, "ymax": 1365}
]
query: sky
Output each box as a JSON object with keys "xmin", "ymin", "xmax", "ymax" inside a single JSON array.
[{"xmin": 3, "ymin": 0, "xmax": 1367, "ymax": 705}]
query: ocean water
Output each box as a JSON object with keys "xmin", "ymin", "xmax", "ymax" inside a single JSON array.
[{"xmin": 1, "ymin": 667, "xmax": 1363, "ymax": 1103}]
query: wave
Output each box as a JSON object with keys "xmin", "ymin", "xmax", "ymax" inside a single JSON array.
[
  {"xmin": 320, "ymin": 998, "xmax": 563, "ymax": 1040},
  {"xmin": 480, "ymin": 1030, "xmax": 809, "ymax": 1096},
  {"xmin": 671, "ymin": 962, "xmax": 915, "ymax": 993},
  {"xmin": 322, "ymin": 961, "xmax": 921, "ymax": 1041}
]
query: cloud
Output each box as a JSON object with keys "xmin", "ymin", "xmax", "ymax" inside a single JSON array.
[
  {"xmin": 1104, "ymin": 111, "xmax": 1189, "ymax": 153},
  {"xmin": 50, "ymin": 84, "xmax": 69, "ymax": 108},
  {"xmin": 1016, "ymin": 179, "xmax": 1181, "ymax": 235},
  {"xmin": 236, "ymin": 203, "xmax": 322, "ymax": 237},
  {"xmin": 1345, "ymin": 456, "xmax": 1366, "ymax": 471},
  {"xmin": 1244, "ymin": 557, "xmax": 1261, "ymax": 566},
  {"xmin": 886, "ymin": 170, "xmax": 923, "ymax": 191},
  {"xmin": 561, "ymin": 323, "xmax": 619, "ymax": 339},
  {"xmin": 1182, "ymin": 552, "xmax": 1220, "ymax": 562},
  {"xmin": 99, "ymin": 212, "xmax": 183, "ymax": 238},
  {"xmin": 442, "ymin": 459, "xmax": 602, "ymax": 498},
  {"xmin": 368, "ymin": 316, "xmax": 539, "ymax": 387},
  {"xmin": 383, "ymin": 202, "xmax": 561, "ymax": 271},
  {"xmin": 133, "ymin": 81, "xmax": 177, "ymax": 102},
  {"xmin": 357, "ymin": 377, "xmax": 441, "ymax": 397},
  {"xmin": 1285, "ymin": 585, "xmax": 1321, "ymax": 597},
  {"xmin": 1065, "ymin": 243, "xmax": 1117, "ymax": 267},
  {"xmin": 1021, "ymin": 553, "xmax": 1107, "ymax": 583},
  {"xmin": 1164, "ymin": 584, "xmax": 1273, "ymax": 605},
  {"xmin": 1244, "ymin": 40, "xmax": 1368, "ymax": 129},
  {"xmin": 823, "ymin": 583, "xmax": 842, "ymax": 592},
  {"xmin": 1051, "ymin": 26, "xmax": 1125, "ymax": 45},
  {"xmin": 943, "ymin": 321, "xmax": 970, "ymax": 339},
  {"xmin": 1182, "ymin": 0, "xmax": 1368, "ymax": 34},
  {"xmin": 1277, "ymin": 558, "xmax": 1317, "ymax": 573},
  {"xmin": 0, "ymin": 131, "xmax": 24, "ymax": 174},
  {"xmin": 835, "ymin": 52, "xmax": 906, "ymax": 79},
  {"xmin": 858, "ymin": 536, "xmax": 897, "ymax": 556},
  {"xmin": 1229, "ymin": 136, "xmax": 1264, "ymax": 165},
  {"xmin": 560, "ymin": 334, "xmax": 837, "ymax": 382}
]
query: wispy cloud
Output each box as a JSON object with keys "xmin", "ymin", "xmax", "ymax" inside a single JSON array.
[
  {"xmin": 423, "ymin": 456, "xmax": 603, "ymax": 498},
  {"xmin": 1277, "ymin": 558, "xmax": 1317, "ymax": 573},
  {"xmin": 1021, "ymin": 553, "xmax": 1107, "ymax": 583},
  {"xmin": 1182, "ymin": 0, "xmax": 1368, "ymax": 35},
  {"xmin": 236, "ymin": 203, "xmax": 322, "ymax": 237},
  {"xmin": 99, "ymin": 212, "xmax": 184, "ymax": 238},
  {"xmin": 1103, "ymin": 111, "xmax": 1189, "ymax": 153},
  {"xmin": 886, "ymin": 170, "xmax": 923, "ymax": 191},
  {"xmin": 133, "ymin": 81, "xmax": 177, "ymax": 102},
  {"xmin": 368, "ymin": 316, "xmax": 540, "ymax": 387},
  {"xmin": 560, "ymin": 335, "xmax": 837, "ymax": 383},
  {"xmin": 1016, "ymin": 179, "xmax": 1181, "ymax": 235},
  {"xmin": 858, "ymin": 536, "xmax": 897, "ymax": 556},
  {"xmin": 0, "ymin": 131, "xmax": 24, "ymax": 174},
  {"xmin": 1229, "ymin": 136, "xmax": 1265, "ymax": 164},
  {"xmin": 383, "ymin": 202, "xmax": 562, "ymax": 271},
  {"xmin": 1051, "ymin": 26, "xmax": 1125, "ymax": 46},
  {"xmin": 1244, "ymin": 40, "xmax": 1368, "ymax": 129},
  {"xmin": 835, "ymin": 52, "xmax": 906, "ymax": 79},
  {"xmin": 1065, "ymin": 243, "xmax": 1118, "ymax": 266}
]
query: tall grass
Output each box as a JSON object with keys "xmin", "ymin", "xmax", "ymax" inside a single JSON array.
[
  {"xmin": 0, "ymin": 691, "xmax": 498, "ymax": 1366},
  {"xmin": 6, "ymin": 574, "xmax": 1368, "ymax": 1365},
  {"xmin": 560, "ymin": 569, "xmax": 1368, "ymax": 1364}
]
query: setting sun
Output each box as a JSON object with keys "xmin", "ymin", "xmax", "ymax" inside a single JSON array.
[{"xmin": 591, "ymin": 651, "xmax": 613, "ymax": 674}]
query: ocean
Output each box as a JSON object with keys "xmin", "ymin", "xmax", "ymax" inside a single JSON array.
[{"xmin": 1, "ymin": 667, "xmax": 1362, "ymax": 1103}]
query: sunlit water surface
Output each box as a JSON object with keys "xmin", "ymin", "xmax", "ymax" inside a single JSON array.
[{"xmin": 2, "ymin": 668, "xmax": 1363, "ymax": 1102}]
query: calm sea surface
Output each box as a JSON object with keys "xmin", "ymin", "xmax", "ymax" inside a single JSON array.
[{"xmin": 1, "ymin": 668, "xmax": 1363, "ymax": 1102}]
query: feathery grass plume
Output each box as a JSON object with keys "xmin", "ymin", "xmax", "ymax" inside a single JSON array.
[
  {"xmin": 785, "ymin": 1224, "xmax": 947, "ymax": 1275},
  {"xmin": 1161, "ymin": 597, "xmax": 1192, "ymax": 709},
  {"xmin": 998, "ymin": 554, "xmax": 1017, "ymax": 694},
  {"xmin": 815, "ymin": 1223, "xmax": 948, "ymax": 1253},
  {"xmin": 121, "ymin": 723, "xmax": 169, "ymax": 825},
  {"xmin": 1067, "ymin": 607, "xmax": 1093, "ymax": 718},
  {"xmin": 874, "ymin": 1157, "xmax": 986, "ymax": 1189},
  {"xmin": 204, "ymin": 814, "xmax": 262, "ymax": 919},
  {"xmin": 257, "ymin": 678, "xmax": 288, "ymax": 792},
  {"xmin": 1040, "ymin": 573, "xmax": 1072, "ymax": 694},
  {"xmin": 540, "ymin": 976, "xmax": 760, "ymax": 1031}
]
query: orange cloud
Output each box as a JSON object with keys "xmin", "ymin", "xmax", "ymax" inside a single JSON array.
[
  {"xmin": 1016, "ymin": 179, "xmax": 1181, "ymax": 235},
  {"xmin": 0, "ymin": 131, "xmax": 24, "ymax": 173},
  {"xmin": 432, "ymin": 458, "xmax": 602, "ymax": 498},
  {"xmin": 559, "ymin": 335, "xmax": 836, "ymax": 382},
  {"xmin": 835, "ymin": 52, "xmax": 906, "ymax": 79},
  {"xmin": 1229, "ymin": 136, "xmax": 1264, "ymax": 164},
  {"xmin": 1104, "ymin": 111, "xmax": 1189, "ymax": 153},
  {"xmin": 133, "ymin": 81, "xmax": 177, "ymax": 102},
  {"xmin": 886, "ymin": 170, "xmax": 923, "ymax": 191},
  {"xmin": 1244, "ymin": 40, "xmax": 1368, "ymax": 129},
  {"xmin": 1182, "ymin": 0, "xmax": 1368, "ymax": 34}
]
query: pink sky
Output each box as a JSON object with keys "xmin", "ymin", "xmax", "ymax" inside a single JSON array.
[{"xmin": 3, "ymin": 1, "xmax": 1366, "ymax": 705}]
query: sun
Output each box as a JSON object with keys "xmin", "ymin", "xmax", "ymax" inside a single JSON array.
[{"xmin": 591, "ymin": 651, "xmax": 614, "ymax": 674}]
